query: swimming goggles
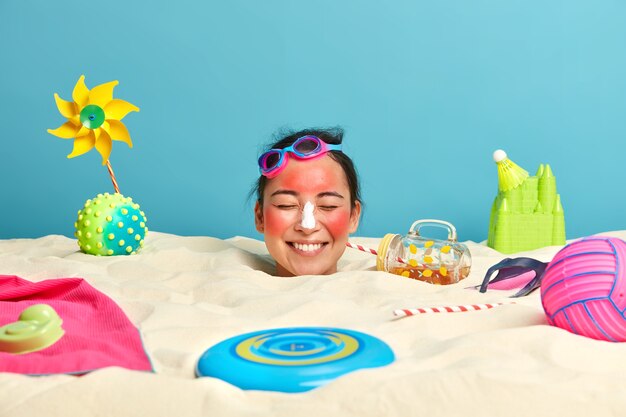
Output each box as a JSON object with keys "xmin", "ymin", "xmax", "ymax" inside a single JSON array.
[{"xmin": 258, "ymin": 135, "xmax": 342, "ymax": 178}]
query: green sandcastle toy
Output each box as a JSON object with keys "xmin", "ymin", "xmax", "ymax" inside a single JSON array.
[{"xmin": 487, "ymin": 150, "xmax": 565, "ymax": 254}]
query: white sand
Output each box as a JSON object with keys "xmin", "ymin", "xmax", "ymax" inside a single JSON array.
[{"xmin": 2, "ymin": 231, "xmax": 626, "ymax": 416}]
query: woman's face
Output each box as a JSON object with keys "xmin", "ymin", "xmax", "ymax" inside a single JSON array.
[{"xmin": 254, "ymin": 154, "xmax": 361, "ymax": 276}]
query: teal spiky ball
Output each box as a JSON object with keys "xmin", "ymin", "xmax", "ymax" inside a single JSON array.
[{"xmin": 74, "ymin": 193, "xmax": 148, "ymax": 256}]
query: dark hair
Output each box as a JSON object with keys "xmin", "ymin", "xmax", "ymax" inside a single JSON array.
[{"xmin": 252, "ymin": 127, "xmax": 361, "ymax": 210}]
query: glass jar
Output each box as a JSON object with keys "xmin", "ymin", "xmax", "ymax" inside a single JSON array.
[{"xmin": 376, "ymin": 219, "xmax": 471, "ymax": 285}]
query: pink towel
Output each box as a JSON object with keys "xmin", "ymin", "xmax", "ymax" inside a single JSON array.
[{"xmin": 0, "ymin": 275, "xmax": 153, "ymax": 375}]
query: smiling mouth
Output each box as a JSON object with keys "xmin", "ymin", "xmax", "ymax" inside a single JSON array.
[{"xmin": 288, "ymin": 242, "xmax": 328, "ymax": 253}]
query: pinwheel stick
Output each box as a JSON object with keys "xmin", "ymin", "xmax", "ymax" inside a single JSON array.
[{"xmin": 106, "ymin": 160, "xmax": 121, "ymax": 194}]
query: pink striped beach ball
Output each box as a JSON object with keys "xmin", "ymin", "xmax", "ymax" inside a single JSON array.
[{"xmin": 541, "ymin": 236, "xmax": 626, "ymax": 342}]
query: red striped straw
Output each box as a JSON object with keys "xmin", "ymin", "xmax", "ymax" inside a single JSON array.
[
  {"xmin": 106, "ymin": 160, "xmax": 121, "ymax": 194},
  {"xmin": 345, "ymin": 242, "xmax": 406, "ymax": 264},
  {"xmin": 345, "ymin": 242, "xmax": 378, "ymax": 256},
  {"xmin": 393, "ymin": 302, "xmax": 514, "ymax": 318}
]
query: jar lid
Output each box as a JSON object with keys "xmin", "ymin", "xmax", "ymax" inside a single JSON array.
[{"xmin": 376, "ymin": 234, "xmax": 399, "ymax": 271}]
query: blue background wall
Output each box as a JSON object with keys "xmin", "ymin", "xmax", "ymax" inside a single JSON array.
[{"xmin": 1, "ymin": 0, "xmax": 625, "ymax": 242}]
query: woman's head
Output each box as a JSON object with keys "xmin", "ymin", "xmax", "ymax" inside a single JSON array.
[{"xmin": 253, "ymin": 128, "xmax": 362, "ymax": 276}]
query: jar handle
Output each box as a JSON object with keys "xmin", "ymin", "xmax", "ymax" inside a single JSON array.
[{"xmin": 408, "ymin": 219, "xmax": 458, "ymax": 242}]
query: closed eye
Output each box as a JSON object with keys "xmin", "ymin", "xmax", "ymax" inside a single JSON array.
[
  {"xmin": 318, "ymin": 206, "xmax": 339, "ymax": 211},
  {"xmin": 276, "ymin": 204, "xmax": 298, "ymax": 210}
]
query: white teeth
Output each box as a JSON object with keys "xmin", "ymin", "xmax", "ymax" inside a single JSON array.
[{"xmin": 293, "ymin": 242, "xmax": 323, "ymax": 252}]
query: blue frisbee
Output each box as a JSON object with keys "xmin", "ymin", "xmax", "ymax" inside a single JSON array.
[{"xmin": 195, "ymin": 327, "xmax": 394, "ymax": 393}]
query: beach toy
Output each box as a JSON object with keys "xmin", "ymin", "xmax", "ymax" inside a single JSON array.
[
  {"xmin": 196, "ymin": 327, "xmax": 394, "ymax": 393},
  {"xmin": 48, "ymin": 75, "xmax": 147, "ymax": 255},
  {"xmin": 493, "ymin": 149, "xmax": 528, "ymax": 192},
  {"xmin": 75, "ymin": 192, "xmax": 147, "ymax": 255},
  {"xmin": 487, "ymin": 150, "xmax": 566, "ymax": 254},
  {"xmin": 541, "ymin": 236, "xmax": 626, "ymax": 342},
  {"xmin": 47, "ymin": 75, "xmax": 139, "ymax": 167},
  {"xmin": 374, "ymin": 219, "xmax": 471, "ymax": 285},
  {"xmin": 0, "ymin": 304, "xmax": 64, "ymax": 354}
]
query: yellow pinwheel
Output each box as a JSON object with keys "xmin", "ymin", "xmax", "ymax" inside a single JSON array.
[{"xmin": 47, "ymin": 75, "xmax": 139, "ymax": 165}]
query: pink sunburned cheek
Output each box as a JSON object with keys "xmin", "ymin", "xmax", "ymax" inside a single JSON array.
[
  {"xmin": 264, "ymin": 207, "xmax": 296, "ymax": 237},
  {"xmin": 322, "ymin": 209, "xmax": 352, "ymax": 237}
]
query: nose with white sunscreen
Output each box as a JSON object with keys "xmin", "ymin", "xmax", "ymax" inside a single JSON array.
[{"xmin": 300, "ymin": 201, "xmax": 316, "ymax": 229}]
